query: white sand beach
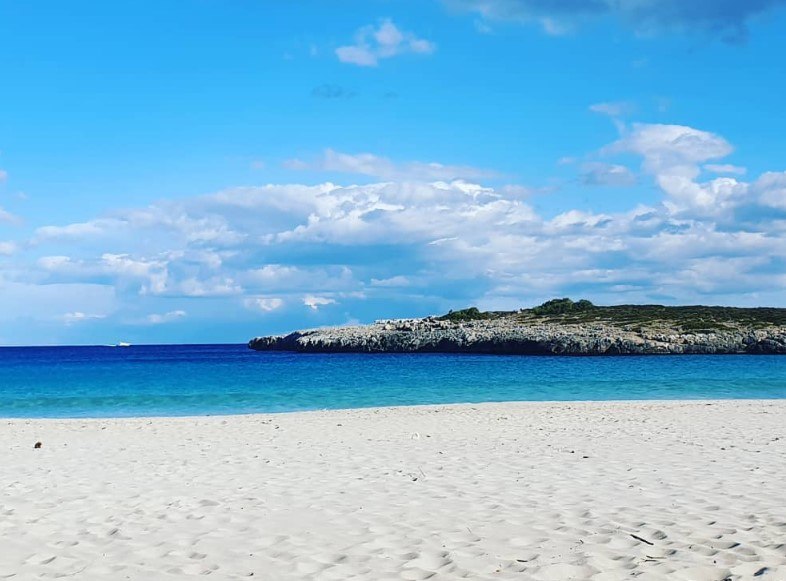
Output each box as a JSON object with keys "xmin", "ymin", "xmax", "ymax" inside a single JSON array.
[{"xmin": 2, "ymin": 400, "xmax": 785, "ymax": 580}]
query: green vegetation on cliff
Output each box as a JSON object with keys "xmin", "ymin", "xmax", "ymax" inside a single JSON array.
[
  {"xmin": 531, "ymin": 298, "xmax": 595, "ymax": 315},
  {"xmin": 436, "ymin": 307, "xmax": 494, "ymax": 322},
  {"xmin": 437, "ymin": 299, "xmax": 786, "ymax": 333}
]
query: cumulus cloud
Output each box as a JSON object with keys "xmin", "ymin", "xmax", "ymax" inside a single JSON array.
[
  {"xmin": 34, "ymin": 206, "xmax": 243, "ymax": 246},
  {"xmin": 609, "ymin": 123, "xmax": 737, "ymax": 211},
  {"xmin": 244, "ymin": 297, "xmax": 285, "ymax": 312},
  {"xmin": 38, "ymin": 253, "xmax": 170, "ymax": 295},
  {"xmin": 8, "ymin": 119, "xmax": 786, "ymax": 336},
  {"xmin": 36, "ymin": 249, "xmax": 241, "ymax": 299},
  {"xmin": 336, "ymin": 19, "xmax": 435, "ymax": 67},
  {"xmin": 219, "ymin": 180, "xmax": 537, "ymax": 247},
  {"xmin": 303, "ymin": 295, "xmax": 338, "ymax": 310},
  {"xmin": 611, "ymin": 123, "xmax": 734, "ymax": 170},
  {"xmin": 754, "ymin": 172, "xmax": 786, "ymax": 209},
  {"xmin": 283, "ymin": 149, "xmax": 497, "ymax": 181},
  {"xmin": 546, "ymin": 209, "xmax": 613, "ymax": 232},
  {"xmin": 173, "ymin": 277, "xmax": 242, "ymax": 298},
  {"xmin": 447, "ymin": 0, "xmax": 786, "ymax": 41}
]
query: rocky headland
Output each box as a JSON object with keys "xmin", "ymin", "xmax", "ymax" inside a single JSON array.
[{"xmin": 248, "ymin": 299, "xmax": 786, "ymax": 355}]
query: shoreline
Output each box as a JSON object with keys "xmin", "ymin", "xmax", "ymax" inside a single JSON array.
[
  {"xmin": 2, "ymin": 396, "xmax": 786, "ymax": 421},
  {"xmin": 0, "ymin": 396, "xmax": 785, "ymax": 421},
  {"xmin": 4, "ymin": 399, "xmax": 785, "ymax": 579}
]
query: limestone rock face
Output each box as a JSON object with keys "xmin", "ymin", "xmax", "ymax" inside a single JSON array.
[{"xmin": 248, "ymin": 315, "xmax": 786, "ymax": 355}]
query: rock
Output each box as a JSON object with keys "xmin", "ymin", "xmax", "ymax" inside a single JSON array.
[{"xmin": 248, "ymin": 310, "xmax": 786, "ymax": 355}]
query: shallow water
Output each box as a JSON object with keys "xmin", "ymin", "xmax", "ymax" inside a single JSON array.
[{"xmin": 1, "ymin": 344, "xmax": 785, "ymax": 417}]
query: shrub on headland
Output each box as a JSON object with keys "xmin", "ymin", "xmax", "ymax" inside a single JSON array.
[
  {"xmin": 435, "ymin": 298, "xmax": 786, "ymax": 329},
  {"xmin": 436, "ymin": 307, "xmax": 493, "ymax": 322},
  {"xmin": 531, "ymin": 298, "xmax": 595, "ymax": 316},
  {"xmin": 437, "ymin": 299, "xmax": 597, "ymax": 322}
]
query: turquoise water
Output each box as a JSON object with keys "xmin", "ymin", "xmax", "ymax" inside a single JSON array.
[{"xmin": 1, "ymin": 345, "xmax": 785, "ymax": 418}]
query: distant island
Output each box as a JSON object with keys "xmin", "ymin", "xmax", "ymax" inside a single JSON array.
[{"xmin": 248, "ymin": 298, "xmax": 786, "ymax": 355}]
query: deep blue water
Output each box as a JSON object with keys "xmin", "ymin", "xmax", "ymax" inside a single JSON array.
[{"xmin": 1, "ymin": 344, "xmax": 785, "ymax": 418}]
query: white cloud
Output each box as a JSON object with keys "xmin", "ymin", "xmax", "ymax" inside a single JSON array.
[
  {"xmin": 371, "ymin": 275, "xmax": 411, "ymax": 287},
  {"xmin": 589, "ymin": 101, "xmax": 634, "ymax": 117},
  {"xmin": 102, "ymin": 253, "xmax": 166, "ymax": 278},
  {"xmin": 609, "ymin": 123, "xmax": 737, "ymax": 211},
  {"xmin": 580, "ymin": 162, "xmax": 636, "ymax": 187},
  {"xmin": 612, "ymin": 123, "xmax": 733, "ymax": 172},
  {"xmin": 336, "ymin": 45, "xmax": 379, "ymax": 67},
  {"xmin": 284, "ymin": 149, "xmax": 497, "ymax": 181},
  {"xmin": 0, "ymin": 241, "xmax": 16, "ymax": 255},
  {"xmin": 0, "ymin": 206, "xmax": 20, "ymax": 224},
  {"xmin": 244, "ymin": 297, "xmax": 285, "ymax": 312},
  {"xmin": 248, "ymin": 264, "xmax": 302, "ymax": 284},
  {"xmin": 62, "ymin": 312, "xmax": 107, "ymax": 325},
  {"xmin": 336, "ymin": 19, "xmax": 435, "ymax": 67},
  {"xmin": 754, "ymin": 172, "xmax": 786, "ymax": 209},
  {"xmin": 33, "ymin": 207, "xmax": 243, "ymax": 246},
  {"xmin": 173, "ymin": 277, "xmax": 242, "ymax": 298},
  {"xmin": 35, "ymin": 220, "xmax": 110, "ymax": 241},
  {"xmin": 303, "ymin": 295, "xmax": 338, "ymax": 310},
  {"xmin": 705, "ymin": 163, "xmax": 747, "ymax": 175},
  {"xmin": 38, "ymin": 253, "xmax": 170, "ymax": 295},
  {"xmin": 254, "ymin": 180, "xmax": 538, "ymax": 246},
  {"xmin": 9, "ymin": 120, "xmax": 786, "ymax": 336},
  {"xmin": 146, "ymin": 310, "xmax": 187, "ymax": 324},
  {"xmin": 0, "ymin": 170, "xmax": 7, "ymax": 182},
  {"xmin": 546, "ymin": 209, "xmax": 612, "ymax": 233}
]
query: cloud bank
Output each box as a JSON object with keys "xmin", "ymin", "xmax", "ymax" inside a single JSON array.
[{"xmin": 3, "ymin": 120, "xmax": 786, "ymax": 342}]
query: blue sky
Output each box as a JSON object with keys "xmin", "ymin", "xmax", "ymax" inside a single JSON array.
[{"xmin": 2, "ymin": 0, "xmax": 786, "ymax": 345}]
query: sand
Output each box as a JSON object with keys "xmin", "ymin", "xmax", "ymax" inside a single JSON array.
[{"xmin": 2, "ymin": 400, "xmax": 785, "ymax": 580}]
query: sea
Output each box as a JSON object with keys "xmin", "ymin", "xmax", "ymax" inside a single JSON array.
[{"xmin": 1, "ymin": 344, "xmax": 785, "ymax": 418}]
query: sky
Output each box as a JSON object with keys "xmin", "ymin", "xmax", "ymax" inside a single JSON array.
[{"xmin": 2, "ymin": 0, "xmax": 786, "ymax": 345}]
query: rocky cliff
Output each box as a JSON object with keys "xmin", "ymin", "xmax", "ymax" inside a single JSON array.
[{"xmin": 248, "ymin": 300, "xmax": 786, "ymax": 355}]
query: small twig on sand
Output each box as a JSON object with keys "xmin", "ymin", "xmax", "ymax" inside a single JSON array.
[{"xmin": 631, "ymin": 534, "xmax": 654, "ymax": 546}]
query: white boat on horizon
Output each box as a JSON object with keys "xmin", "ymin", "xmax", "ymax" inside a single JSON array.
[{"xmin": 116, "ymin": 342, "xmax": 132, "ymax": 348}]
